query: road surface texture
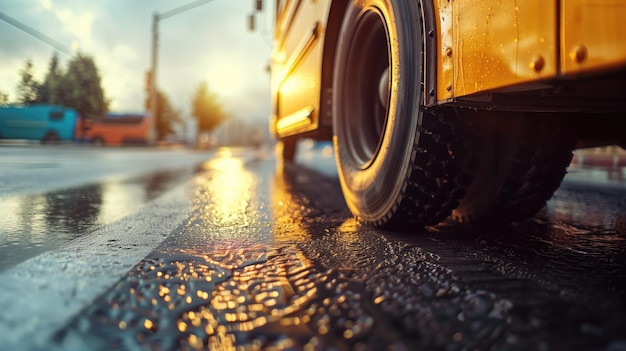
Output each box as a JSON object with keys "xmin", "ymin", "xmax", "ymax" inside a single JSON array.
[{"xmin": 0, "ymin": 144, "xmax": 625, "ymax": 351}]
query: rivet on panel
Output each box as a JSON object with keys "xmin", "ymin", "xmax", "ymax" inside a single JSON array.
[
  {"xmin": 445, "ymin": 47, "xmax": 453, "ymax": 58},
  {"xmin": 530, "ymin": 56, "xmax": 545, "ymax": 73},
  {"xmin": 569, "ymin": 45, "xmax": 587, "ymax": 63},
  {"xmin": 446, "ymin": 84, "xmax": 452, "ymax": 92}
]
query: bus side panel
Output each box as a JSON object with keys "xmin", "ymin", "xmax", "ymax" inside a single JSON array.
[
  {"xmin": 0, "ymin": 108, "xmax": 44, "ymax": 140},
  {"xmin": 2, "ymin": 119, "xmax": 46, "ymax": 140},
  {"xmin": 455, "ymin": 0, "xmax": 558, "ymax": 96},
  {"xmin": 119, "ymin": 116, "xmax": 149, "ymax": 145},
  {"xmin": 64, "ymin": 109, "xmax": 77, "ymax": 141},
  {"xmin": 434, "ymin": 0, "xmax": 454, "ymax": 102},
  {"xmin": 561, "ymin": 0, "xmax": 626, "ymax": 75},
  {"xmin": 48, "ymin": 109, "xmax": 77, "ymax": 141},
  {"xmin": 275, "ymin": 43, "xmax": 323, "ymax": 136},
  {"xmin": 271, "ymin": 0, "xmax": 325, "ymax": 137},
  {"xmin": 437, "ymin": 0, "xmax": 558, "ymax": 100}
]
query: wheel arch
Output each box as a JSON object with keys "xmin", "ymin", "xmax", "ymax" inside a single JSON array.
[
  {"xmin": 318, "ymin": 0, "xmax": 350, "ymax": 134},
  {"xmin": 41, "ymin": 129, "xmax": 60, "ymax": 144},
  {"xmin": 421, "ymin": 0, "xmax": 438, "ymax": 107},
  {"xmin": 319, "ymin": 0, "xmax": 440, "ymax": 127},
  {"xmin": 91, "ymin": 135, "xmax": 106, "ymax": 145}
]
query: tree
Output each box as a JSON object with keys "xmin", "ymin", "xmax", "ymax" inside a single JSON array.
[
  {"xmin": 147, "ymin": 89, "xmax": 183, "ymax": 141},
  {"xmin": 191, "ymin": 81, "xmax": 227, "ymax": 133},
  {"xmin": 0, "ymin": 89, "xmax": 9, "ymax": 106},
  {"xmin": 16, "ymin": 59, "xmax": 40, "ymax": 105},
  {"xmin": 61, "ymin": 53, "xmax": 108, "ymax": 117},
  {"xmin": 38, "ymin": 52, "xmax": 65, "ymax": 105}
]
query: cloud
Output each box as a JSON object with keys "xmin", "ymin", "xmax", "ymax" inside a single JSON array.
[
  {"xmin": 0, "ymin": 0, "xmax": 273, "ymax": 124},
  {"xmin": 39, "ymin": 0, "xmax": 52, "ymax": 11},
  {"xmin": 98, "ymin": 43, "xmax": 144, "ymax": 112},
  {"xmin": 54, "ymin": 8, "xmax": 95, "ymax": 51}
]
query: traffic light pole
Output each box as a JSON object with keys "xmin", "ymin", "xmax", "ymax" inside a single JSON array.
[
  {"xmin": 148, "ymin": 0, "xmax": 215, "ymax": 145},
  {"xmin": 148, "ymin": 13, "xmax": 158, "ymax": 145}
]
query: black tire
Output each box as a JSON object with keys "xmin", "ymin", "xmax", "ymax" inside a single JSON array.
[
  {"xmin": 278, "ymin": 136, "xmax": 298, "ymax": 163},
  {"xmin": 452, "ymin": 112, "xmax": 575, "ymax": 223},
  {"xmin": 41, "ymin": 131, "xmax": 60, "ymax": 144},
  {"xmin": 91, "ymin": 137, "xmax": 105, "ymax": 146},
  {"xmin": 332, "ymin": 0, "xmax": 471, "ymax": 228}
]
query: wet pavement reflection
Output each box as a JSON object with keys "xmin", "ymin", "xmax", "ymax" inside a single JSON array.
[
  {"xmin": 55, "ymin": 149, "xmax": 626, "ymax": 350},
  {"xmin": 0, "ymin": 169, "xmax": 195, "ymax": 271}
]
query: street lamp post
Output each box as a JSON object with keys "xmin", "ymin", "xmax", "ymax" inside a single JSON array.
[
  {"xmin": 149, "ymin": 13, "xmax": 159, "ymax": 145},
  {"xmin": 148, "ymin": 0, "xmax": 215, "ymax": 145}
]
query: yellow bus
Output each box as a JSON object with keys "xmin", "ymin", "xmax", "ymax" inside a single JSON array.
[{"xmin": 268, "ymin": 0, "xmax": 626, "ymax": 228}]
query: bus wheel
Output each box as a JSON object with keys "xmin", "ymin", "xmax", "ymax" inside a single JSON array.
[
  {"xmin": 332, "ymin": 0, "xmax": 472, "ymax": 228},
  {"xmin": 453, "ymin": 112, "xmax": 575, "ymax": 224},
  {"xmin": 41, "ymin": 131, "xmax": 60, "ymax": 144},
  {"xmin": 92, "ymin": 137, "xmax": 105, "ymax": 146}
]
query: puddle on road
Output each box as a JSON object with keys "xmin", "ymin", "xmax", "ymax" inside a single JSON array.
[{"xmin": 0, "ymin": 168, "xmax": 195, "ymax": 272}]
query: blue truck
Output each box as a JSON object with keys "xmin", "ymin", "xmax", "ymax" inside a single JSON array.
[{"xmin": 0, "ymin": 105, "xmax": 77, "ymax": 143}]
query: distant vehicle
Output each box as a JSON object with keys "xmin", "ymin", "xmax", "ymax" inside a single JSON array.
[
  {"xmin": 75, "ymin": 113, "xmax": 149, "ymax": 146},
  {"xmin": 0, "ymin": 105, "xmax": 77, "ymax": 143},
  {"xmin": 269, "ymin": 0, "xmax": 626, "ymax": 228}
]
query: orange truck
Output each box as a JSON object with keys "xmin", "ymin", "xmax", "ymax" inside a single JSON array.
[
  {"xmin": 75, "ymin": 113, "xmax": 149, "ymax": 146},
  {"xmin": 268, "ymin": 0, "xmax": 626, "ymax": 228}
]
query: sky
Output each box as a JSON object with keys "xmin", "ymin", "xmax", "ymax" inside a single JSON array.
[{"xmin": 0, "ymin": 0, "xmax": 274, "ymax": 123}]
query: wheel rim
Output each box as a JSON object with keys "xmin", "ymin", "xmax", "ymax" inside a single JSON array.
[{"xmin": 340, "ymin": 8, "xmax": 390, "ymax": 169}]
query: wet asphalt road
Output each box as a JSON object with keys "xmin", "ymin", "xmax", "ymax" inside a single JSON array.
[
  {"xmin": 1, "ymin": 144, "xmax": 626, "ymax": 351},
  {"xmin": 0, "ymin": 145, "xmax": 213, "ymax": 271}
]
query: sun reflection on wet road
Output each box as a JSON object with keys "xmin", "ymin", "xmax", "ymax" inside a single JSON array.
[{"xmin": 195, "ymin": 148, "xmax": 255, "ymax": 229}]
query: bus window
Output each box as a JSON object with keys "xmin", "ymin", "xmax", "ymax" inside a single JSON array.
[{"xmin": 49, "ymin": 111, "xmax": 64, "ymax": 121}]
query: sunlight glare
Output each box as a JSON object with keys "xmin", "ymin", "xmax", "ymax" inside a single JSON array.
[
  {"xmin": 209, "ymin": 64, "xmax": 243, "ymax": 98},
  {"xmin": 201, "ymin": 149, "xmax": 254, "ymax": 227},
  {"xmin": 39, "ymin": 0, "xmax": 52, "ymax": 10}
]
